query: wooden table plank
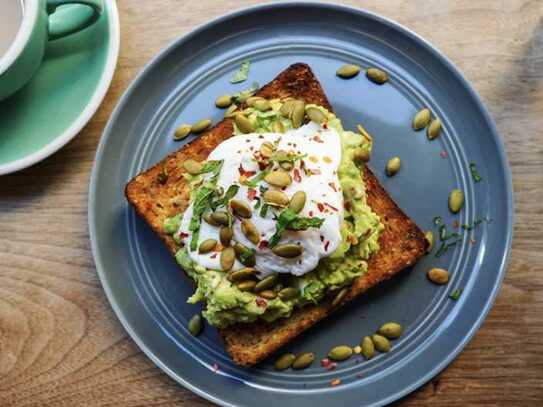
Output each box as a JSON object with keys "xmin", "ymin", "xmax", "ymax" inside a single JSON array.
[{"xmin": 1, "ymin": 1, "xmax": 542, "ymax": 405}]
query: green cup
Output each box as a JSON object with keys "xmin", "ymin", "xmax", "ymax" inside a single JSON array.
[{"xmin": 0, "ymin": 0, "xmax": 103, "ymax": 101}]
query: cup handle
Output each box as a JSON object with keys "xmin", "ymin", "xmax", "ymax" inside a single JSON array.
[{"xmin": 46, "ymin": 0, "xmax": 103, "ymax": 40}]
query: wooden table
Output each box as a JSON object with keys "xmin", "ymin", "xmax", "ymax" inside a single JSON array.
[{"xmin": 1, "ymin": 1, "xmax": 542, "ymax": 405}]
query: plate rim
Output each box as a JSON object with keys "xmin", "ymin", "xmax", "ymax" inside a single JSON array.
[
  {"xmin": 0, "ymin": 0, "xmax": 120, "ymax": 176},
  {"xmin": 89, "ymin": 2, "xmax": 514, "ymax": 406}
]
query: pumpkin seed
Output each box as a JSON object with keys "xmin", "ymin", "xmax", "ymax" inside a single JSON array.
[
  {"xmin": 427, "ymin": 268, "xmax": 449, "ymax": 285},
  {"xmin": 224, "ymin": 104, "xmax": 238, "ymax": 118},
  {"xmin": 353, "ymin": 146, "xmax": 370, "ymax": 163},
  {"xmin": 289, "ymin": 191, "xmax": 306, "ymax": 213},
  {"xmin": 278, "ymin": 287, "xmax": 299, "ymax": 300},
  {"xmin": 188, "ymin": 314, "xmax": 203, "ymax": 336},
  {"xmin": 234, "ymin": 242, "xmax": 256, "ymax": 266},
  {"xmin": 236, "ymin": 280, "xmax": 257, "ymax": 292},
  {"xmin": 328, "ymin": 345, "xmax": 353, "ymax": 361},
  {"xmin": 424, "ymin": 230, "xmax": 434, "ymax": 253},
  {"xmin": 219, "ymin": 226, "xmax": 233, "ymax": 246},
  {"xmin": 203, "ymin": 212, "xmax": 220, "ymax": 226},
  {"xmin": 291, "ymin": 101, "xmax": 305, "ymax": 128},
  {"xmin": 336, "ymin": 64, "xmax": 361, "ymax": 79},
  {"xmin": 331, "ymin": 287, "xmax": 349, "ymax": 308},
  {"xmin": 235, "ymin": 114, "xmax": 255, "ymax": 134},
  {"xmin": 386, "ymin": 156, "xmax": 401, "ymax": 176},
  {"xmin": 378, "ymin": 322, "xmax": 403, "ymax": 339},
  {"xmin": 253, "ymin": 99, "xmax": 271, "ymax": 112},
  {"xmin": 198, "ymin": 238, "xmax": 217, "ymax": 254},
  {"xmin": 274, "ymin": 353, "xmax": 296, "ymax": 370},
  {"xmin": 183, "ymin": 159, "xmax": 203, "ymax": 175},
  {"xmin": 210, "ymin": 211, "xmax": 229, "ymax": 226},
  {"xmin": 263, "ymin": 190, "xmax": 289, "ymax": 207},
  {"xmin": 215, "ymin": 94, "xmax": 232, "ymax": 108},
  {"xmin": 272, "ymin": 243, "xmax": 303, "ymax": 258},
  {"xmin": 259, "ymin": 141, "xmax": 274, "ymax": 158},
  {"xmin": 228, "ymin": 267, "xmax": 257, "ymax": 282},
  {"xmin": 292, "ymin": 352, "xmax": 315, "ymax": 369},
  {"xmin": 448, "ymin": 189, "xmax": 464, "ymax": 213},
  {"xmin": 412, "ymin": 108, "xmax": 431, "ymax": 130},
  {"xmin": 427, "ymin": 118, "xmax": 442, "ymax": 140},
  {"xmin": 366, "ymin": 67, "xmax": 388, "ymax": 84},
  {"xmin": 230, "ymin": 199, "xmax": 252, "ymax": 218},
  {"xmin": 191, "ymin": 119, "xmax": 211, "ymax": 133},
  {"xmin": 220, "ymin": 247, "xmax": 236, "ymax": 271},
  {"xmin": 173, "ymin": 124, "xmax": 192, "ymax": 141},
  {"xmin": 264, "ymin": 170, "xmax": 292, "ymax": 187},
  {"xmin": 254, "ymin": 273, "xmax": 278, "ymax": 292},
  {"xmin": 271, "ymin": 120, "xmax": 285, "ymax": 133},
  {"xmin": 361, "ymin": 336, "xmax": 375, "ymax": 360},
  {"xmin": 241, "ymin": 219, "xmax": 260, "ymax": 244},
  {"xmin": 280, "ymin": 161, "xmax": 293, "ymax": 171},
  {"xmin": 306, "ymin": 107, "xmax": 326, "ymax": 124},
  {"xmin": 279, "ymin": 100, "xmax": 297, "ymax": 117},
  {"xmin": 259, "ymin": 289, "xmax": 277, "ymax": 299},
  {"xmin": 372, "ymin": 334, "xmax": 391, "ymax": 352},
  {"xmin": 246, "ymin": 96, "xmax": 264, "ymax": 107}
]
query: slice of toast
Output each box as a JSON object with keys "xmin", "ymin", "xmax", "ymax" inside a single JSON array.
[{"xmin": 125, "ymin": 63, "xmax": 427, "ymax": 366}]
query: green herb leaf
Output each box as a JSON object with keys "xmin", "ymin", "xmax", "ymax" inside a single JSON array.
[
  {"xmin": 230, "ymin": 60, "xmax": 250, "ymax": 83},
  {"xmin": 439, "ymin": 224, "xmax": 447, "ymax": 240},
  {"xmin": 270, "ymin": 151, "xmax": 307, "ymax": 164},
  {"xmin": 259, "ymin": 203, "xmax": 269, "ymax": 218},
  {"xmin": 253, "ymin": 196, "xmax": 262, "ymax": 209},
  {"xmin": 239, "ymin": 247, "xmax": 256, "ymax": 264},
  {"xmin": 231, "ymin": 82, "xmax": 259, "ymax": 103},
  {"xmin": 269, "ymin": 208, "xmax": 325, "ymax": 247},
  {"xmin": 287, "ymin": 216, "xmax": 325, "ymax": 231},
  {"xmin": 462, "ymin": 219, "xmax": 483, "ymax": 231},
  {"xmin": 188, "ymin": 186, "xmax": 215, "ymax": 251},
  {"xmin": 469, "ymin": 162, "xmax": 482, "ymax": 182},
  {"xmin": 449, "ymin": 288, "xmax": 462, "ymax": 300},
  {"xmin": 433, "ymin": 216, "xmax": 443, "ymax": 225},
  {"xmin": 244, "ymin": 168, "xmax": 270, "ymax": 188},
  {"xmin": 212, "ymin": 184, "xmax": 240, "ymax": 209},
  {"xmin": 259, "ymin": 185, "xmax": 268, "ymax": 194}
]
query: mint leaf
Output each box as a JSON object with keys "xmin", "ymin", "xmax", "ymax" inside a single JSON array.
[
  {"xmin": 269, "ymin": 209, "xmax": 324, "ymax": 248},
  {"xmin": 188, "ymin": 186, "xmax": 214, "ymax": 251},
  {"xmin": 288, "ymin": 216, "xmax": 325, "ymax": 231},
  {"xmin": 230, "ymin": 60, "xmax": 250, "ymax": 83},
  {"xmin": 244, "ymin": 168, "xmax": 270, "ymax": 188},
  {"xmin": 231, "ymin": 82, "xmax": 259, "ymax": 103}
]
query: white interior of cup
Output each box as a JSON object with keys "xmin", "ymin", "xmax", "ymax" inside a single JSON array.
[{"xmin": 0, "ymin": 0, "xmax": 40, "ymax": 76}]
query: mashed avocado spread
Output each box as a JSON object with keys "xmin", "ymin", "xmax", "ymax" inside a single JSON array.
[{"xmin": 164, "ymin": 100, "xmax": 383, "ymax": 327}]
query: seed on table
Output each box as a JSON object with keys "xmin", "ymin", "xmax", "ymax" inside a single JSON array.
[
  {"xmin": 427, "ymin": 268, "xmax": 449, "ymax": 285},
  {"xmin": 274, "ymin": 353, "xmax": 296, "ymax": 370},
  {"xmin": 328, "ymin": 345, "xmax": 353, "ymax": 361},
  {"xmin": 372, "ymin": 334, "xmax": 391, "ymax": 353},
  {"xmin": 215, "ymin": 94, "xmax": 232, "ymax": 108},
  {"xmin": 377, "ymin": 322, "xmax": 403, "ymax": 339},
  {"xmin": 188, "ymin": 314, "xmax": 203, "ymax": 336},
  {"xmin": 191, "ymin": 119, "xmax": 211, "ymax": 133},
  {"xmin": 292, "ymin": 352, "xmax": 315, "ymax": 369},
  {"xmin": 386, "ymin": 156, "xmax": 401, "ymax": 176},
  {"xmin": 336, "ymin": 64, "xmax": 361, "ymax": 79},
  {"xmin": 361, "ymin": 336, "xmax": 375, "ymax": 360},
  {"xmin": 173, "ymin": 124, "xmax": 192, "ymax": 141},
  {"xmin": 448, "ymin": 189, "xmax": 464, "ymax": 213}
]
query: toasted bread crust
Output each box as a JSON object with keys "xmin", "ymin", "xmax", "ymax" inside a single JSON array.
[{"xmin": 125, "ymin": 63, "xmax": 426, "ymax": 366}]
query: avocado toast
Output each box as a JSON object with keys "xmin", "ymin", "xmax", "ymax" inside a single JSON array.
[{"xmin": 125, "ymin": 63, "xmax": 427, "ymax": 366}]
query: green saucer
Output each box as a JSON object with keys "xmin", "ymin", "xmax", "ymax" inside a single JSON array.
[{"xmin": 0, "ymin": 0, "xmax": 119, "ymax": 175}]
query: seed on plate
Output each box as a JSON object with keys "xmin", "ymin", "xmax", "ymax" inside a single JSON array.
[
  {"xmin": 328, "ymin": 345, "xmax": 353, "ymax": 361},
  {"xmin": 224, "ymin": 104, "xmax": 238, "ymax": 118},
  {"xmin": 385, "ymin": 156, "xmax": 401, "ymax": 176},
  {"xmin": 254, "ymin": 273, "xmax": 279, "ymax": 292},
  {"xmin": 336, "ymin": 64, "xmax": 361, "ymax": 79},
  {"xmin": 271, "ymin": 120, "xmax": 285, "ymax": 133},
  {"xmin": 259, "ymin": 141, "xmax": 274, "ymax": 158},
  {"xmin": 183, "ymin": 159, "xmax": 203, "ymax": 175},
  {"xmin": 191, "ymin": 119, "xmax": 211, "ymax": 133},
  {"xmin": 173, "ymin": 124, "xmax": 192, "ymax": 141},
  {"xmin": 427, "ymin": 118, "xmax": 442, "ymax": 140},
  {"xmin": 230, "ymin": 199, "xmax": 252, "ymax": 218},
  {"xmin": 241, "ymin": 219, "xmax": 260, "ymax": 244},
  {"xmin": 278, "ymin": 287, "xmax": 299, "ymax": 300},
  {"xmin": 272, "ymin": 243, "xmax": 303, "ymax": 258},
  {"xmin": 235, "ymin": 114, "xmax": 255, "ymax": 134},
  {"xmin": 366, "ymin": 67, "xmax": 388, "ymax": 84},
  {"xmin": 353, "ymin": 146, "xmax": 370, "ymax": 163},
  {"xmin": 188, "ymin": 314, "xmax": 203, "ymax": 336},
  {"xmin": 259, "ymin": 289, "xmax": 277, "ymax": 299},
  {"xmin": 253, "ymin": 99, "xmax": 271, "ymax": 112},
  {"xmin": 378, "ymin": 322, "xmax": 403, "ymax": 339},
  {"xmin": 219, "ymin": 226, "xmax": 233, "ymax": 246},
  {"xmin": 198, "ymin": 238, "xmax": 217, "ymax": 254},
  {"xmin": 448, "ymin": 188, "xmax": 464, "ymax": 213},
  {"xmin": 215, "ymin": 94, "xmax": 232, "ymax": 108},
  {"xmin": 361, "ymin": 336, "xmax": 375, "ymax": 359},
  {"xmin": 274, "ymin": 353, "xmax": 296, "ymax": 370},
  {"xmin": 228, "ymin": 267, "xmax": 257, "ymax": 282},
  {"xmin": 220, "ymin": 246, "xmax": 236, "ymax": 271},
  {"xmin": 292, "ymin": 352, "xmax": 315, "ymax": 369},
  {"xmin": 236, "ymin": 279, "xmax": 257, "ymax": 292},
  {"xmin": 331, "ymin": 287, "xmax": 349, "ymax": 308},
  {"xmin": 264, "ymin": 170, "xmax": 292, "ymax": 187},
  {"xmin": 263, "ymin": 190, "xmax": 290, "ymax": 207},
  {"xmin": 372, "ymin": 334, "xmax": 391, "ymax": 352},
  {"xmin": 289, "ymin": 191, "xmax": 306, "ymax": 213},
  {"xmin": 427, "ymin": 268, "xmax": 449, "ymax": 285},
  {"xmin": 291, "ymin": 101, "xmax": 305, "ymax": 128},
  {"xmin": 424, "ymin": 230, "xmax": 435, "ymax": 253},
  {"xmin": 210, "ymin": 210, "xmax": 229, "ymax": 226},
  {"xmin": 306, "ymin": 106, "xmax": 326, "ymax": 124},
  {"xmin": 412, "ymin": 108, "xmax": 431, "ymax": 130}
]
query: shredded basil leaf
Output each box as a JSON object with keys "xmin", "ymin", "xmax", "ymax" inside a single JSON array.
[
  {"xmin": 433, "ymin": 216, "xmax": 443, "ymax": 225},
  {"xmin": 449, "ymin": 288, "xmax": 462, "ymax": 300},
  {"xmin": 269, "ymin": 208, "xmax": 325, "ymax": 247},
  {"xmin": 188, "ymin": 186, "xmax": 215, "ymax": 251},
  {"xmin": 462, "ymin": 219, "xmax": 483, "ymax": 231},
  {"xmin": 288, "ymin": 216, "xmax": 325, "ymax": 231},
  {"xmin": 439, "ymin": 224, "xmax": 447, "ymax": 240},
  {"xmin": 259, "ymin": 203, "xmax": 269, "ymax": 218},
  {"xmin": 259, "ymin": 185, "xmax": 268, "ymax": 194},
  {"xmin": 253, "ymin": 196, "xmax": 261, "ymax": 209},
  {"xmin": 469, "ymin": 162, "xmax": 482, "ymax": 182},
  {"xmin": 244, "ymin": 168, "xmax": 270, "ymax": 188},
  {"xmin": 212, "ymin": 184, "xmax": 240, "ymax": 209},
  {"xmin": 239, "ymin": 247, "xmax": 256, "ymax": 264},
  {"xmin": 231, "ymin": 82, "xmax": 259, "ymax": 103},
  {"xmin": 230, "ymin": 60, "xmax": 250, "ymax": 83}
]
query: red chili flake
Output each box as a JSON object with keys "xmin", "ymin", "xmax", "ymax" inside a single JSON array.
[
  {"xmin": 238, "ymin": 164, "xmax": 256, "ymax": 178},
  {"xmin": 324, "ymin": 241, "xmax": 330, "ymax": 251},
  {"xmin": 324, "ymin": 202, "xmax": 338, "ymax": 212},
  {"xmin": 255, "ymin": 297, "xmax": 267, "ymax": 308},
  {"xmin": 356, "ymin": 373, "xmax": 363, "ymax": 379},
  {"xmin": 321, "ymin": 358, "xmax": 331, "ymax": 367},
  {"xmin": 327, "ymin": 362, "xmax": 337, "ymax": 371},
  {"xmin": 440, "ymin": 150, "xmax": 447, "ymax": 159},
  {"xmin": 293, "ymin": 168, "xmax": 302, "ymax": 183},
  {"xmin": 212, "ymin": 363, "xmax": 219, "ymax": 373},
  {"xmin": 309, "ymin": 211, "xmax": 314, "ymax": 217},
  {"xmin": 258, "ymin": 240, "xmax": 269, "ymax": 250},
  {"xmin": 328, "ymin": 182, "xmax": 337, "ymax": 192},
  {"xmin": 179, "ymin": 232, "xmax": 189, "ymax": 238},
  {"xmin": 210, "ymin": 253, "xmax": 218, "ymax": 259},
  {"xmin": 247, "ymin": 188, "xmax": 257, "ymax": 201},
  {"xmin": 330, "ymin": 378, "xmax": 341, "ymax": 387},
  {"xmin": 317, "ymin": 203, "xmax": 325, "ymax": 212},
  {"xmin": 323, "ymin": 123, "xmax": 328, "ymax": 129},
  {"xmin": 313, "ymin": 135, "xmax": 324, "ymax": 143},
  {"xmin": 452, "ymin": 220, "xmax": 460, "ymax": 228}
]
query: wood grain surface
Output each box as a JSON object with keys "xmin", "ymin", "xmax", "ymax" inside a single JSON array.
[{"xmin": 1, "ymin": 1, "xmax": 542, "ymax": 405}]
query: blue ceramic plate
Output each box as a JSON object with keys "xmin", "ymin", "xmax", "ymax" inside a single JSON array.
[{"xmin": 89, "ymin": 3, "xmax": 513, "ymax": 406}]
